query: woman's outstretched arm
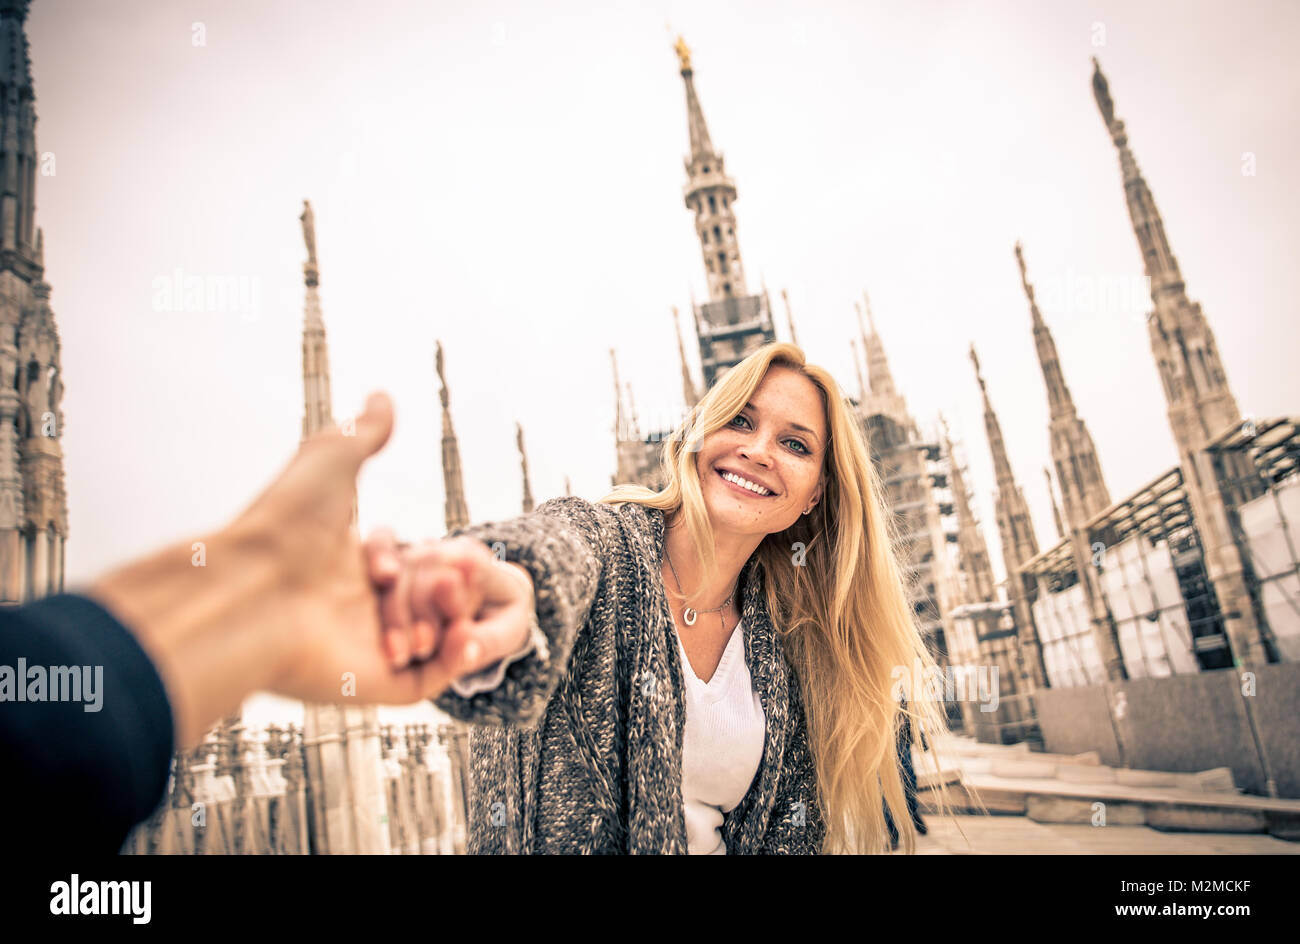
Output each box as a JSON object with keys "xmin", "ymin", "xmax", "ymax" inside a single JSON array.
[{"xmin": 369, "ymin": 496, "xmax": 611, "ymax": 730}]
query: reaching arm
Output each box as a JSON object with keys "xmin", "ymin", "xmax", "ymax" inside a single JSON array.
[
  {"xmin": 0, "ymin": 593, "xmax": 176, "ymax": 852},
  {"xmin": 430, "ymin": 496, "xmax": 610, "ymax": 730},
  {"xmin": 448, "ymin": 604, "xmax": 546, "ymax": 697}
]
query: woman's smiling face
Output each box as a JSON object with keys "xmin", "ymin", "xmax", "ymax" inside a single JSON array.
[{"xmin": 695, "ymin": 365, "xmax": 827, "ymax": 537}]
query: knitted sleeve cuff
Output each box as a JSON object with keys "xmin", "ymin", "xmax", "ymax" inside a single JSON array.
[
  {"xmin": 449, "ymin": 610, "xmax": 549, "ymax": 697},
  {"xmin": 431, "ymin": 496, "xmax": 605, "ymax": 729}
]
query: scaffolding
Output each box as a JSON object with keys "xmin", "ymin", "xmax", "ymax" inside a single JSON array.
[{"xmin": 1208, "ymin": 417, "xmax": 1300, "ymax": 661}]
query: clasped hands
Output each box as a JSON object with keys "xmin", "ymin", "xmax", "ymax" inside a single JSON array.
[
  {"xmin": 243, "ymin": 391, "xmax": 537, "ymax": 709},
  {"xmin": 363, "ymin": 531, "xmax": 537, "ymax": 682},
  {"xmin": 91, "ymin": 392, "xmax": 542, "ymax": 748}
]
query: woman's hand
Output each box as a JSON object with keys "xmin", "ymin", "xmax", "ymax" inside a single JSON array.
[{"xmin": 363, "ymin": 533, "xmax": 537, "ymax": 682}]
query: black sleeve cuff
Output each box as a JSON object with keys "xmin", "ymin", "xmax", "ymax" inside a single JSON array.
[{"xmin": 1, "ymin": 592, "xmax": 176, "ymax": 851}]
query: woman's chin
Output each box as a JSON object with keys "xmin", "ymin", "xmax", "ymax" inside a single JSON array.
[{"xmin": 702, "ymin": 498, "xmax": 776, "ymax": 533}]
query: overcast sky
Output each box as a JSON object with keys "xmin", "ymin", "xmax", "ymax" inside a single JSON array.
[{"xmin": 28, "ymin": 0, "xmax": 1298, "ymax": 618}]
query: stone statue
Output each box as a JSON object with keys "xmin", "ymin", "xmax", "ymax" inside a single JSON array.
[
  {"xmin": 47, "ymin": 366, "xmax": 62, "ymax": 414},
  {"xmin": 674, "ymin": 35, "xmax": 691, "ymax": 71},
  {"xmin": 1092, "ymin": 57, "xmax": 1115, "ymax": 127},
  {"xmin": 300, "ymin": 199, "xmax": 317, "ymax": 265},
  {"xmin": 436, "ymin": 341, "xmax": 449, "ymax": 409}
]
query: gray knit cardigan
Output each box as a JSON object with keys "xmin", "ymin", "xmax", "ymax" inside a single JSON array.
[{"xmin": 432, "ymin": 495, "xmax": 826, "ymax": 854}]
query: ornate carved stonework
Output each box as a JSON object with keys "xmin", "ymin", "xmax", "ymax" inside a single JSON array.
[{"xmin": 0, "ymin": 1, "xmax": 68, "ymax": 603}]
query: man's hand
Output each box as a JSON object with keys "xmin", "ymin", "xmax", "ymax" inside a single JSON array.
[
  {"xmin": 224, "ymin": 392, "xmax": 481, "ymax": 706},
  {"xmin": 362, "ymin": 533, "xmax": 537, "ymax": 684},
  {"xmin": 89, "ymin": 391, "xmax": 485, "ymax": 748}
]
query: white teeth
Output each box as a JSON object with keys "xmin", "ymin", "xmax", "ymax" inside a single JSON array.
[{"xmin": 720, "ymin": 470, "xmax": 771, "ymax": 496}]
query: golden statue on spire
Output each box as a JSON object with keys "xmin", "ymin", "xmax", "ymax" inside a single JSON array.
[{"xmin": 674, "ymin": 34, "xmax": 692, "ymax": 71}]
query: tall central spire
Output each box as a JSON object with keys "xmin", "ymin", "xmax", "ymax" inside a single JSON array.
[
  {"xmin": 676, "ymin": 35, "xmax": 747, "ymax": 302},
  {"xmin": 673, "ymin": 36, "xmax": 775, "ymax": 389},
  {"xmin": 676, "ymin": 35, "xmax": 715, "ymax": 162}
]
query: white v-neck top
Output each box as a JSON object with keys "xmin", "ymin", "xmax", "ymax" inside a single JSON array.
[
  {"xmin": 675, "ymin": 619, "xmax": 767, "ymax": 855},
  {"xmin": 450, "ymin": 614, "xmax": 767, "ymax": 855}
]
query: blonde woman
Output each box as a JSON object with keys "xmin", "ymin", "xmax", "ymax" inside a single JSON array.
[{"xmin": 367, "ymin": 341, "xmax": 955, "ymax": 854}]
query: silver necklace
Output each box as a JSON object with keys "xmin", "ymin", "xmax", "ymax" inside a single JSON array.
[{"xmin": 664, "ymin": 547, "xmax": 737, "ymax": 628}]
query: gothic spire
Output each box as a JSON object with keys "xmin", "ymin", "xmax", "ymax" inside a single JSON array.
[
  {"xmin": 1091, "ymin": 56, "xmax": 1241, "ymax": 447},
  {"xmin": 676, "ymin": 36, "xmax": 747, "ymax": 301},
  {"xmin": 0, "ymin": 0, "xmax": 68, "ymax": 603},
  {"xmin": 849, "ymin": 338, "xmax": 868, "ymax": 403},
  {"xmin": 672, "ymin": 305, "xmax": 699, "ymax": 410},
  {"xmin": 436, "ymin": 340, "xmax": 470, "ymax": 533},
  {"xmin": 300, "ymin": 200, "xmax": 333, "ymax": 439},
  {"xmin": 1093, "ymin": 57, "xmax": 1265, "ymax": 667},
  {"xmin": 675, "ymin": 34, "xmax": 715, "ymax": 163},
  {"xmin": 780, "ymin": 289, "xmax": 800, "ymax": 348},
  {"xmin": 0, "ymin": 0, "xmax": 37, "ymax": 263},
  {"xmin": 972, "ymin": 346, "xmax": 1016, "ymax": 511},
  {"xmin": 1016, "ymin": 241, "xmax": 1112, "ymax": 521},
  {"xmin": 516, "ymin": 421, "xmax": 534, "ymax": 514},
  {"xmin": 969, "ymin": 342, "xmax": 1047, "ymax": 685},
  {"xmin": 610, "ymin": 348, "xmax": 624, "ymax": 440},
  {"xmin": 625, "ymin": 381, "xmax": 641, "ymax": 440},
  {"xmin": 1044, "ymin": 465, "xmax": 1065, "ymax": 540},
  {"xmin": 942, "ymin": 417, "xmax": 997, "ymax": 604},
  {"xmin": 1016, "ymin": 241, "xmax": 1074, "ymax": 421},
  {"xmin": 857, "ymin": 292, "xmax": 897, "ymax": 398}
]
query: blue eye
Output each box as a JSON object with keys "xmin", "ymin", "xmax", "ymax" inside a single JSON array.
[{"xmin": 730, "ymin": 414, "xmax": 811, "ymax": 455}]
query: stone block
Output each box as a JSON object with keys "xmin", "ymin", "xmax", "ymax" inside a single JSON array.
[
  {"xmin": 966, "ymin": 786, "xmax": 1027, "ymax": 814},
  {"xmin": 1115, "ymin": 768, "xmax": 1180, "ymax": 788},
  {"xmin": 989, "ymin": 758, "xmax": 1058, "ymax": 779},
  {"xmin": 1193, "ymin": 767, "xmax": 1238, "ymax": 794},
  {"xmin": 1057, "ymin": 764, "xmax": 1118, "ymax": 783},
  {"xmin": 1146, "ymin": 804, "xmax": 1266, "ymax": 833},
  {"xmin": 1027, "ymin": 795, "xmax": 1145, "ymax": 825},
  {"xmin": 1264, "ymin": 810, "xmax": 1300, "ymax": 842}
]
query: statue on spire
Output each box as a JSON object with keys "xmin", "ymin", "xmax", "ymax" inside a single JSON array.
[
  {"xmin": 435, "ymin": 339, "xmax": 450, "ymax": 409},
  {"xmin": 674, "ymin": 35, "xmax": 692, "ymax": 71},
  {"xmin": 1092, "ymin": 57, "xmax": 1115, "ymax": 127},
  {"xmin": 1014, "ymin": 240, "xmax": 1035, "ymax": 304},
  {"xmin": 300, "ymin": 199, "xmax": 318, "ymax": 266}
]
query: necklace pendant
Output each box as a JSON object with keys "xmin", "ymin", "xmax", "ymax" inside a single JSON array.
[{"xmin": 683, "ymin": 607, "xmax": 698, "ymax": 626}]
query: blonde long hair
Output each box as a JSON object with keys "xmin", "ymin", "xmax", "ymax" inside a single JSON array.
[{"xmin": 601, "ymin": 341, "xmax": 960, "ymax": 853}]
